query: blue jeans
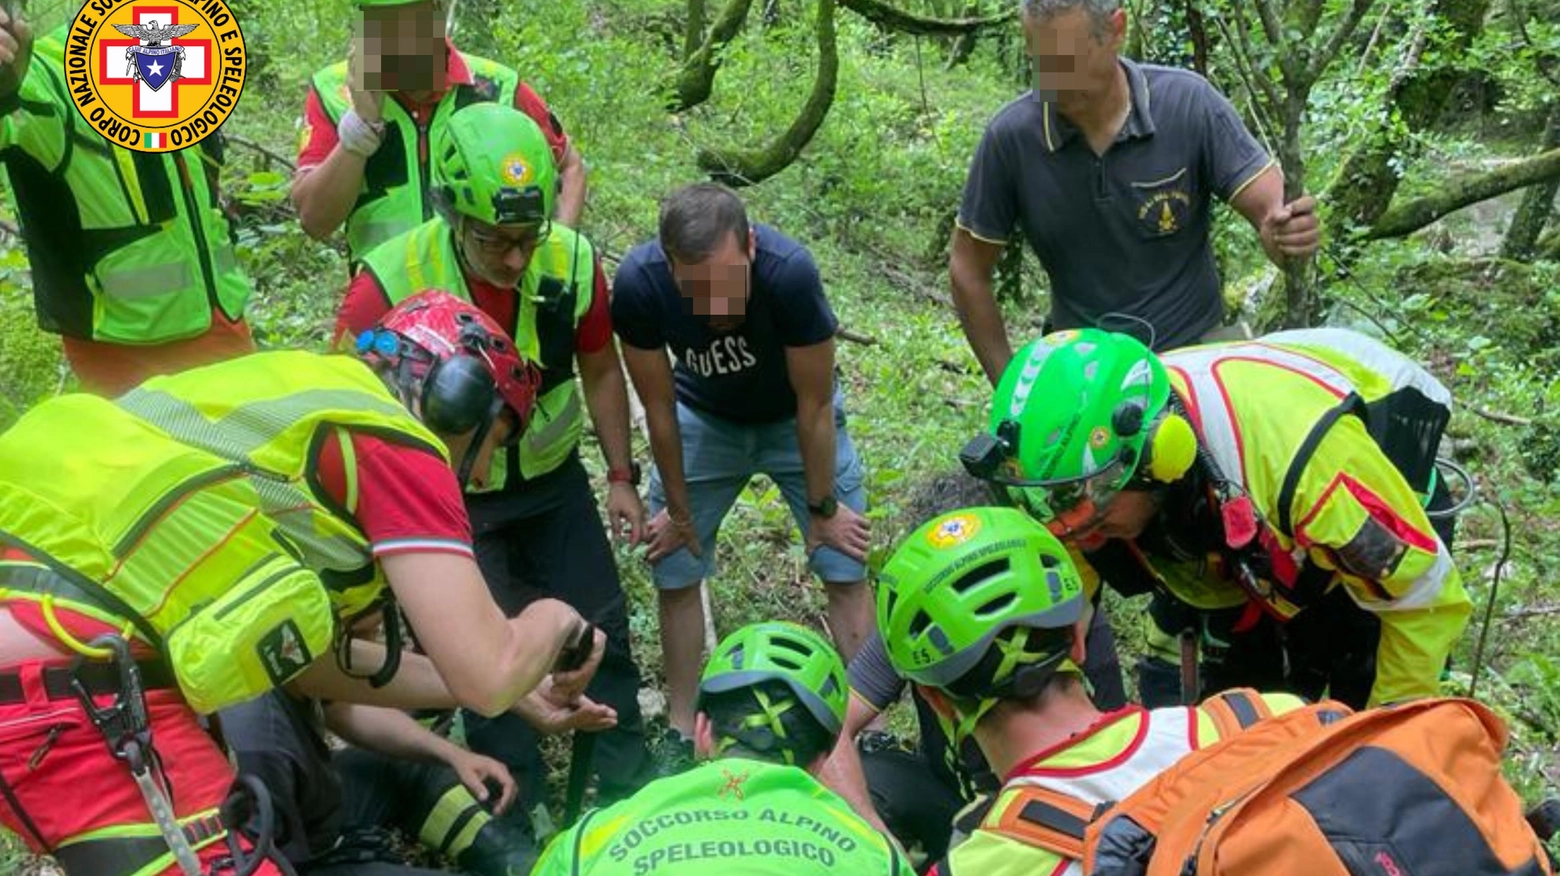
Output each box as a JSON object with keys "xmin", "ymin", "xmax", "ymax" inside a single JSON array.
[{"xmin": 647, "ymin": 395, "xmax": 868, "ymax": 589}]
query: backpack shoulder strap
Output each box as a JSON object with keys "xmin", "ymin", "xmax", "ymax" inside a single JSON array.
[
  {"xmin": 1276, "ymin": 391, "xmax": 1369, "ymax": 535},
  {"xmin": 983, "ymin": 783, "xmax": 1104, "ymax": 861},
  {"xmin": 1201, "ymin": 687, "xmax": 1274, "ymax": 740}
]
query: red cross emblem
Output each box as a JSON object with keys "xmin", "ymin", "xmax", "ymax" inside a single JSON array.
[{"xmin": 97, "ymin": 5, "xmax": 212, "ymax": 119}]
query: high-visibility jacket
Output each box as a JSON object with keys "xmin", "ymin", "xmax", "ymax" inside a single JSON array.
[
  {"xmin": 533, "ymin": 758, "xmax": 911, "ymax": 876},
  {"xmin": 1091, "ymin": 328, "xmax": 1472, "ymax": 707},
  {"xmin": 0, "ymin": 351, "xmax": 446, "ymax": 712},
  {"xmin": 356, "ymin": 217, "xmax": 596, "ymax": 489},
  {"xmin": 308, "ymin": 56, "xmax": 520, "ymax": 260},
  {"xmin": 0, "ymin": 25, "xmax": 252, "ymax": 344},
  {"xmin": 938, "ymin": 692, "xmax": 1306, "ymax": 876}
]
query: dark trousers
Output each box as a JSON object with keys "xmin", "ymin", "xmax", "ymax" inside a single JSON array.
[
  {"xmin": 460, "ymin": 453, "xmax": 652, "ymax": 813},
  {"xmin": 302, "ymin": 749, "xmax": 536, "ymax": 876}
]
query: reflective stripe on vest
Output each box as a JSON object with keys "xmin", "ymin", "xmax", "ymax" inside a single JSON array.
[
  {"xmin": 100, "ymin": 260, "xmax": 195, "ymax": 300},
  {"xmin": 113, "ymin": 351, "xmax": 449, "ymax": 617},
  {"xmin": 1262, "ymin": 328, "xmax": 1452, "ymax": 409},
  {"xmin": 363, "ymin": 218, "xmax": 595, "ymax": 487},
  {"xmin": 8, "ymin": 27, "xmax": 251, "ymax": 344},
  {"xmin": 311, "ymin": 57, "xmax": 521, "ymax": 259},
  {"xmin": 1002, "ymin": 708, "xmax": 1196, "ymax": 808},
  {"xmin": 1162, "ymin": 341, "xmax": 1357, "ymax": 494},
  {"xmin": 0, "ymin": 393, "xmax": 278, "ymax": 634}
]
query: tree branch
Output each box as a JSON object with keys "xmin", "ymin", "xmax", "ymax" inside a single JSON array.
[
  {"xmin": 0, "ymin": 218, "xmax": 17, "ymax": 236},
  {"xmin": 697, "ymin": 0, "xmax": 838, "ymax": 185},
  {"xmin": 1252, "ymin": 0, "xmax": 1285, "ymax": 54},
  {"xmin": 1311, "ymin": 0, "xmax": 1378, "ymax": 82},
  {"xmin": 1212, "ymin": 8, "xmax": 1282, "ymax": 118},
  {"xmin": 837, "ymin": 0, "xmax": 1012, "ymax": 35},
  {"xmin": 670, "ymin": 0, "xmax": 756, "ymax": 111},
  {"xmin": 1355, "ymin": 0, "xmax": 1393, "ymax": 76},
  {"xmin": 1363, "ymin": 148, "xmax": 1560, "ymax": 239},
  {"xmin": 685, "ymin": 0, "xmax": 709, "ymax": 61},
  {"xmin": 1468, "ymin": 405, "xmax": 1534, "ymax": 427},
  {"xmin": 223, "ymin": 132, "xmax": 296, "ymax": 172},
  {"xmin": 1509, "ymin": 0, "xmax": 1560, "ymax": 87}
]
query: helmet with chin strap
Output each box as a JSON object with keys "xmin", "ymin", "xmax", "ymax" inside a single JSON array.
[{"xmin": 355, "ymin": 290, "xmax": 541, "ymax": 485}]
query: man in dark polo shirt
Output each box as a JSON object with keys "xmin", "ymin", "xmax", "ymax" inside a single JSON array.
[
  {"xmin": 949, "ymin": 0, "xmax": 1322, "ymax": 383},
  {"xmin": 612, "ymin": 182, "xmax": 873, "ymax": 766}
]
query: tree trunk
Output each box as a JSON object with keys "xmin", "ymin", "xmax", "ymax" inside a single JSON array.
[
  {"xmin": 1500, "ymin": 102, "xmax": 1560, "ymax": 261},
  {"xmin": 1183, "ymin": 0, "xmax": 1210, "ymax": 77},
  {"xmin": 945, "ymin": 1, "xmax": 981, "ymax": 67},
  {"xmin": 671, "ymin": 0, "xmax": 756, "ymax": 111},
  {"xmin": 1363, "ymin": 147, "xmax": 1560, "ymax": 239},
  {"xmin": 1323, "ymin": 0, "xmax": 1492, "ymax": 234},
  {"xmin": 685, "ymin": 0, "xmax": 709, "ymax": 60},
  {"xmin": 697, "ymin": 0, "xmax": 839, "ymax": 186},
  {"xmin": 1278, "ymin": 89, "xmax": 1319, "ymax": 328},
  {"xmin": 835, "ymin": 0, "xmax": 1011, "ymax": 36}
]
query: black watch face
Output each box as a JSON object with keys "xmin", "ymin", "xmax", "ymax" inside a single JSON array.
[{"xmin": 815, "ymin": 495, "xmax": 838, "ymax": 516}]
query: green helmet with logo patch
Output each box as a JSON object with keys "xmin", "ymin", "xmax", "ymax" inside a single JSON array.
[
  {"xmin": 989, "ymin": 328, "xmax": 1170, "ymax": 493},
  {"xmin": 430, "ymin": 103, "xmax": 557, "ymax": 227},
  {"xmin": 699, "ymin": 621, "xmax": 847, "ymax": 737},
  {"xmin": 876, "ymin": 506, "xmax": 1085, "ymax": 695}
]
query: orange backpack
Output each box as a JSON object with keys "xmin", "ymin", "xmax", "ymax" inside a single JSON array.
[{"xmin": 984, "ymin": 692, "xmax": 1554, "ymax": 876}]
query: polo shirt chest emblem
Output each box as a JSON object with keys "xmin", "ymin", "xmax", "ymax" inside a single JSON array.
[{"xmin": 1131, "ymin": 167, "xmax": 1193, "ymax": 236}]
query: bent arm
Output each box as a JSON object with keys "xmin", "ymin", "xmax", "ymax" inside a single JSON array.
[
  {"xmin": 290, "ymin": 147, "xmax": 370, "ymax": 242},
  {"xmin": 818, "ymin": 692, "xmax": 887, "ymax": 828},
  {"xmin": 290, "ymin": 640, "xmax": 464, "ymax": 708},
  {"xmin": 1228, "ymin": 164, "xmax": 1289, "ymax": 268},
  {"xmin": 385, "ymin": 551, "xmax": 584, "ymax": 716},
  {"xmin": 948, "ymin": 228, "xmax": 1010, "ymax": 386},
  {"xmin": 1290, "ymin": 419, "xmax": 1473, "ymax": 707},
  {"xmin": 786, "ymin": 338, "xmax": 839, "ymax": 507},
  {"xmin": 554, "ymin": 144, "xmax": 587, "ymax": 228},
  {"xmin": 579, "ymin": 341, "xmax": 635, "ymax": 474},
  {"xmin": 621, "ymin": 343, "xmax": 690, "ymax": 519},
  {"xmin": 323, "ymin": 700, "xmax": 469, "ymax": 765}
]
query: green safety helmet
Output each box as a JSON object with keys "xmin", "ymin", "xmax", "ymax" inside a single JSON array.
[
  {"xmin": 430, "ymin": 103, "xmax": 557, "ymax": 228},
  {"xmin": 699, "ymin": 621, "xmax": 847, "ymax": 738},
  {"xmin": 961, "ymin": 328, "xmax": 1197, "ymax": 522},
  {"xmin": 876, "ymin": 506, "xmax": 1085, "ymax": 696}
]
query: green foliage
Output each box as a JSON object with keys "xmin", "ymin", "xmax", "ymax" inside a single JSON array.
[
  {"xmin": 0, "ymin": 247, "xmax": 62, "ymax": 431},
  {"xmin": 1, "ymin": 0, "xmax": 1559, "ymax": 860}
]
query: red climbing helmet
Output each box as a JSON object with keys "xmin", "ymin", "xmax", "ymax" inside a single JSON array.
[{"xmin": 356, "ymin": 290, "xmax": 541, "ymax": 440}]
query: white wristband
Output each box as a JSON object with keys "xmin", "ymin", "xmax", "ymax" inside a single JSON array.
[{"xmin": 338, "ymin": 108, "xmax": 385, "ymax": 159}]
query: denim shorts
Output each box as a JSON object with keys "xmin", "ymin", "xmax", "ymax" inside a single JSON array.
[{"xmin": 647, "ymin": 394, "xmax": 868, "ymax": 590}]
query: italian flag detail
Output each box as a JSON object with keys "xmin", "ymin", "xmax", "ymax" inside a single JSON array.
[{"xmin": 144, "ymin": 132, "xmax": 167, "ymax": 148}]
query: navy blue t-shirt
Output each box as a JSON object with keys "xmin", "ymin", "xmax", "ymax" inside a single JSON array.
[{"xmin": 611, "ymin": 224, "xmax": 839, "ymax": 424}]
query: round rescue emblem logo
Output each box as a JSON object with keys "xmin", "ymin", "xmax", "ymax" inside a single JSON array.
[
  {"xmin": 64, "ymin": 0, "xmax": 247, "ymax": 153},
  {"xmin": 500, "ymin": 153, "xmax": 534, "ymax": 185},
  {"xmin": 927, "ymin": 513, "xmax": 982, "ymax": 550}
]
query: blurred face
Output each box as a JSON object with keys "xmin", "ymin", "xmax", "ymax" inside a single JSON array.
[
  {"xmin": 668, "ymin": 229, "xmax": 756, "ymax": 332},
  {"xmin": 356, "ymin": 0, "xmax": 447, "ymax": 93},
  {"xmin": 457, "ymin": 217, "xmax": 548, "ymax": 289},
  {"xmin": 1024, "ymin": 6, "xmax": 1126, "ymax": 107}
]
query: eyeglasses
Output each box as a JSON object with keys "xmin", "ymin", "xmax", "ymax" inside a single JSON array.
[
  {"xmin": 466, "ymin": 221, "xmax": 549, "ymax": 258},
  {"xmin": 1003, "ymin": 457, "xmax": 1129, "ymax": 539}
]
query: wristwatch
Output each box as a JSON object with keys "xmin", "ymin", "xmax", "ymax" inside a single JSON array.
[
  {"xmin": 608, "ymin": 461, "xmax": 642, "ymax": 487},
  {"xmin": 808, "ymin": 494, "xmax": 838, "ymax": 518}
]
